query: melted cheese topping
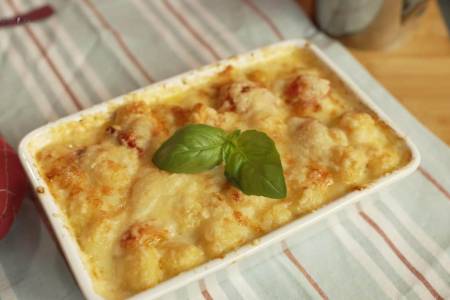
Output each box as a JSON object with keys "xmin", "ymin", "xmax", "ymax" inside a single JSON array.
[{"xmin": 36, "ymin": 46, "xmax": 411, "ymax": 299}]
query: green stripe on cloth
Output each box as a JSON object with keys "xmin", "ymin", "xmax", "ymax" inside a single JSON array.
[
  {"xmin": 375, "ymin": 195, "xmax": 450, "ymax": 284},
  {"xmin": 334, "ymin": 207, "xmax": 418, "ymax": 297},
  {"xmin": 284, "ymin": 222, "xmax": 393, "ymax": 300}
]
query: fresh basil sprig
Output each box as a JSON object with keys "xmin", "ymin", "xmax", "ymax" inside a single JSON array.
[
  {"xmin": 223, "ymin": 130, "xmax": 287, "ymax": 199},
  {"xmin": 152, "ymin": 124, "xmax": 226, "ymax": 173},
  {"xmin": 152, "ymin": 124, "xmax": 287, "ymax": 199}
]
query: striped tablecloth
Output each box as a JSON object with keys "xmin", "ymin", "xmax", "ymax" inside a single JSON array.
[{"xmin": 1, "ymin": 1, "xmax": 449, "ymax": 299}]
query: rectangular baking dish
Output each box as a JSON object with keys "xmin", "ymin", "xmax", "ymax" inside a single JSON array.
[{"xmin": 18, "ymin": 39, "xmax": 420, "ymax": 300}]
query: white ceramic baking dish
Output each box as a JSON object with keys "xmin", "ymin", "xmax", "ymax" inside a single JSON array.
[{"xmin": 18, "ymin": 39, "xmax": 420, "ymax": 300}]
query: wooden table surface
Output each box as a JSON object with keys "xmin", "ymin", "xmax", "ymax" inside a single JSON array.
[
  {"xmin": 349, "ymin": 0, "xmax": 450, "ymax": 146},
  {"xmin": 299, "ymin": 0, "xmax": 450, "ymax": 146}
]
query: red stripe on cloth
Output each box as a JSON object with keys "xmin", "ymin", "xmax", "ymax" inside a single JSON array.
[
  {"xmin": 6, "ymin": 0, "xmax": 83, "ymax": 111},
  {"xmin": 201, "ymin": 290, "xmax": 213, "ymax": 300},
  {"xmin": 199, "ymin": 279, "xmax": 214, "ymax": 300},
  {"xmin": 418, "ymin": 167, "xmax": 450, "ymax": 200},
  {"xmin": 81, "ymin": 0, "xmax": 154, "ymax": 83},
  {"xmin": 282, "ymin": 241, "xmax": 329, "ymax": 300},
  {"xmin": 359, "ymin": 211, "xmax": 444, "ymax": 300},
  {"xmin": 163, "ymin": 0, "xmax": 221, "ymax": 60},
  {"xmin": 241, "ymin": 0, "xmax": 284, "ymax": 41}
]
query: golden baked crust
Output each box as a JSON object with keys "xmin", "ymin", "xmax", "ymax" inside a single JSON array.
[{"xmin": 36, "ymin": 46, "xmax": 411, "ymax": 299}]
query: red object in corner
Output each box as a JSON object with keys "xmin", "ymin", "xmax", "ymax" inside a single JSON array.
[{"xmin": 0, "ymin": 139, "xmax": 28, "ymax": 239}]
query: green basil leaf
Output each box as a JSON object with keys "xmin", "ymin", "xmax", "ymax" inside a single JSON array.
[
  {"xmin": 152, "ymin": 124, "xmax": 226, "ymax": 173},
  {"xmin": 222, "ymin": 129, "xmax": 241, "ymax": 162},
  {"xmin": 224, "ymin": 130, "xmax": 287, "ymax": 199}
]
